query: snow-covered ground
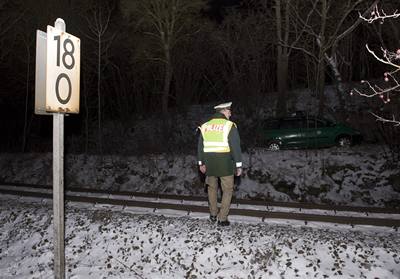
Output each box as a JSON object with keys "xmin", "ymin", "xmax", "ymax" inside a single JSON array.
[
  {"xmin": 1, "ymin": 195, "xmax": 399, "ymax": 279},
  {"xmin": 1, "ymin": 144, "xmax": 399, "ymax": 208},
  {"xmin": 1, "ymin": 101, "xmax": 400, "ymax": 278},
  {"xmin": 1, "ymin": 146, "xmax": 400, "ymax": 278}
]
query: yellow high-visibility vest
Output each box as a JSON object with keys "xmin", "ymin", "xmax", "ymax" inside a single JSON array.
[{"xmin": 200, "ymin": 119, "xmax": 234, "ymax": 153}]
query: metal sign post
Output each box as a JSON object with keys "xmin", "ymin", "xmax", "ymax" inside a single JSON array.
[
  {"xmin": 35, "ymin": 17, "xmax": 80, "ymax": 279},
  {"xmin": 53, "ymin": 18, "xmax": 66, "ymax": 279},
  {"xmin": 53, "ymin": 112, "xmax": 65, "ymax": 279}
]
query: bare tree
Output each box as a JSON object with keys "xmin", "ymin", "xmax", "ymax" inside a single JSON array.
[
  {"xmin": 319, "ymin": 0, "xmax": 378, "ymax": 116},
  {"xmin": 122, "ymin": 0, "xmax": 206, "ymax": 115},
  {"xmin": 173, "ymin": 26, "xmax": 214, "ymax": 109},
  {"xmin": 0, "ymin": 1, "xmax": 37, "ymax": 152},
  {"xmin": 80, "ymin": 0, "xmax": 116, "ymax": 154},
  {"xmin": 275, "ymin": 0, "xmax": 289, "ymax": 117},
  {"xmin": 20, "ymin": 31, "xmax": 35, "ymax": 152},
  {"xmin": 274, "ymin": 0, "xmax": 316, "ymax": 117},
  {"xmin": 291, "ymin": 0, "xmax": 378, "ymax": 115},
  {"xmin": 213, "ymin": 7, "xmax": 275, "ymax": 104}
]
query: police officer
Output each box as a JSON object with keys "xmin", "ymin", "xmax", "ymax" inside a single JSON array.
[{"xmin": 197, "ymin": 102, "xmax": 242, "ymax": 226}]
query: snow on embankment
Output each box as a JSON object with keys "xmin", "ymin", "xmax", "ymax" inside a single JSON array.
[{"xmin": 0, "ymin": 144, "xmax": 399, "ymax": 207}]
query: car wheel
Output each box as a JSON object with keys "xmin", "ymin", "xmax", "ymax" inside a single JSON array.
[
  {"xmin": 267, "ymin": 142, "xmax": 281, "ymax": 151},
  {"xmin": 337, "ymin": 136, "xmax": 351, "ymax": 147}
]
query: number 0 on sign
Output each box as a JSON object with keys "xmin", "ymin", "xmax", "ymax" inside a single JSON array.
[{"xmin": 46, "ymin": 25, "xmax": 80, "ymax": 113}]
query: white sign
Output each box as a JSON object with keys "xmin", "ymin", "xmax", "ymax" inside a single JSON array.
[
  {"xmin": 46, "ymin": 25, "xmax": 80, "ymax": 113},
  {"xmin": 35, "ymin": 30, "xmax": 48, "ymax": 115}
]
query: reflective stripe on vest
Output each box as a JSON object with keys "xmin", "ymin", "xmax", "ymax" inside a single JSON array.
[{"xmin": 201, "ymin": 119, "xmax": 233, "ymax": 153}]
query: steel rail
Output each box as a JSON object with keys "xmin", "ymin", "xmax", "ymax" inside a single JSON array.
[
  {"xmin": 1, "ymin": 186, "xmax": 399, "ymax": 228},
  {"xmin": 1, "ymin": 181, "xmax": 399, "ymax": 214}
]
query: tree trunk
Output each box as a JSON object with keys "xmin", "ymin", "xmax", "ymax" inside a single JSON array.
[
  {"xmin": 317, "ymin": 59, "xmax": 326, "ymax": 116},
  {"xmin": 162, "ymin": 44, "xmax": 172, "ymax": 115},
  {"xmin": 276, "ymin": 50, "xmax": 288, "ymax": 117},
  {"xmin": 97, "ymin": 35, "xmax": 102, "ymax": 155},
  {"xmin": 275, "ymin": 0, "xmax": 289, "ymax": 117},
  {"xmin": 324, "ymin": 45, "xmax": 346, "ymax": 118},
  {"xmin": 317, "ymin": 0, "xmax": 327, "ymax": 116}
]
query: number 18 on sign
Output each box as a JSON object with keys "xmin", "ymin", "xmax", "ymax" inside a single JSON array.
[{"xmin": 46, "ymin": 25, "xmax": 80, "ymax": 113}]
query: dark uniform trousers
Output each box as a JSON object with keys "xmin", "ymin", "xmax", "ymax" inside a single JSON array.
[{"xmin": 206, "ymin": 175, "xmax": 234, "ymax": 221}]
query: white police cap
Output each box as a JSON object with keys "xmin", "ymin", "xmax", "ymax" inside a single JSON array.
[{"xmin": 213, "ymin": 102, "xmax": 232, "ymax": 110}]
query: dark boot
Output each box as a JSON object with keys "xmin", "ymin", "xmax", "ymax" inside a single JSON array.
[{"xmin": 217, "ymin": 220, "xmax": 230, "ymax": 226}]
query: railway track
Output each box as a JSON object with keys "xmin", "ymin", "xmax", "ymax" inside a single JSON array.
[{"xmin": 1, "ymin": 182, "xmax": 399, "ymax": 228}]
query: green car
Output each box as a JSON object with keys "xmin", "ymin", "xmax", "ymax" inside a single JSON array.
[{"xmin": 260, "ymin": 115, "xmax": 362, "ymax": 150}]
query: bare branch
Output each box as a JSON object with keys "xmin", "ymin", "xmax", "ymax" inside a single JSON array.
[
  {"xmin": 370, "ymin": 112, "xmax": 400, "ymax": 126},
  {"xmin": 335, "ymin": 0, "xmax": 379, "ymax": 43},
  {"xmin": 353, "ymin": 4, "xmax": 400, "ymax": 125},
  {"xmin": 351, "ymin": 80, "xmax": 400, "ymax": 99},
  {"xmin": 366, "ymin": 44, "xmax": 400, "ymax": 69},
  {"xmin": 359, "ymin": 4, "xmax": 400, "ymax": 23},
  {"xmin": 280, "ymin": 43, "xmax": 318, "ymax": 61}
]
